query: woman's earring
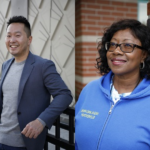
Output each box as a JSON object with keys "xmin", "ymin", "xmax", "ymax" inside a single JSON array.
[{"xmin": 140, "ymin": 61, "xmax": 145, "ymax": 69}]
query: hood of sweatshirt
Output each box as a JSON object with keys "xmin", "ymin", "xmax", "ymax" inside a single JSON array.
[{"xmin": 99, "ymin": 71, "xmax": 150, "ymax": 100}]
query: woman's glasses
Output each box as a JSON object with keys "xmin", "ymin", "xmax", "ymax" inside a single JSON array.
[{"xmin": 105, "ymin": 42, "xmax": 144, "ymax": 53}]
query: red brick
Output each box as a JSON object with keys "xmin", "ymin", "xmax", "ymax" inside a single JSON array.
[
  {"xmin": 102, "ymin": 16, "xmax": 115, "ymax": 21},
  {"xmin": 76, "ymin": 57, "xmax": 87, "ymax": 61},
  {"xmin": 81, "ymin": 26, "xmax": 87, "ymax": 30},
  {"xmin": 82, "ymin": 62, "xmax": 94, "ymax": 64},
  {"xmin": 113, "ymin": 1, "xmax": 125, "ymax": 6},
  {"xmin": 86, "ymin": 4, "xmax": 100, "ymax": 9},
  {"xmin": 102, "ymin": 6, "xmax": 115, "ymax": 11},
  {"xmin": 82, "ymin": 72, "xmax": 98, "ymax": 76},
  {"xmin": 75, "ymin": 81, "xmax": 86, "ymax": 100},
  {"xmin": 82, "ymin": 42, "xmax": 97, "ymax": 46},
  {"xmin": 97, "ymin": 1, "xmax": 110, "ymax": 5},
  {"xmin": 88, "ymin": 68, "xmax": 98, "ymax": 72},
  {"xmin": 80, "ymin": 3, "xmax": 86, "ymax": 8},
  {"xmin": 125, "ymin": 2, "xmax": 137, "ymax": 7},
  {"xmin": 87, "ymin": 26, "xmax": 101, "ymax": 31},
  {"xmin": 116, "ymin": 7, "xmax": 129, "ymax": 12},
  {"xmin": 125, "ymin": 13, "xmax": 137, "ymax": 18},
  {"xmin": 87, "ymin": 16, "xmax": 101, "ymax": 20},
  {"xmin": 97, "ymin": 11, "xmax": 111, "ymax": 16},
  {"xmin": 81, "ymin": 48, "xmax": 87, "ymax": 51},
  {"xmin": 112, "ymin": 12, "xmax": 124, "ymax": 17},
  {"xmin": 87, "ymin": 48, "xmax": 98, "ymax": 51},
  {"xmin": 88, "ymin": 58, "xmax": 97, "ymax": 61},
  {"xmin": 148, "ymin": 2, "xmax": 150, "ymax": 15},
  {"xmin": 130, "ymin": 8, "xmax": 137, "ymax": 12},
  {"xmin": 97, "ymin": 21, "xmax": 112, "ymax": 26},
  {"xmin": 81, "ymin": 0, "xmax": 97, "ymax": 3},
  {"xmin": 80, "ymin": 15, "xmax": 86, "ymax": 20},
  {"xmin": 80, "ymin": 9, "xmax": 96, "ymax": 14},
  {"xmin": 81, "ymin": 31, "xmax": 96, "ymax": 35},
  {"xmin": 81, "ymin": 20, "xmax": 96, "ymax": 25}
]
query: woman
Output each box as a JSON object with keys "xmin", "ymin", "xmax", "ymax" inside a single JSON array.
[{"xmin": 75, "ymin": 19, "xmax": 150, "ymax": 150}]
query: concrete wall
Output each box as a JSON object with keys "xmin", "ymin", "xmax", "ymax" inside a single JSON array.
[{"xmin": 0, "ymin": 0, "xmax": 75, "ymax": 105}]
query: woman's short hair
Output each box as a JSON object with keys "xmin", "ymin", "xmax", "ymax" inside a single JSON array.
[{"xmin": 96, "ymin": 19, "xmax": 150, "ymax": 79}]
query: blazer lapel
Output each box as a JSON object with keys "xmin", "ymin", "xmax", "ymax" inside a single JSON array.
[
  {"xmin": 0, "ymin": 58, "xmax": 14, "ymax": 86},
  {"xmin": 0, "ymin": 58, "xmax": 14, "ymax": 115},
  {"xmin": 18, "ymin": 52, "xmax": 35, "ymax": 105}
]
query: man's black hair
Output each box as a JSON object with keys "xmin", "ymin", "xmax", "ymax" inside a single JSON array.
[{"xmin": 7, "ymin": 16, "xmax": 31, "ymax": 37}]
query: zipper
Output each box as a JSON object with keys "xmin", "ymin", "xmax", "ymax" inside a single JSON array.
[
  {"xmin": 109, "ymin": 104, "xmax": 114, "ymax": 114},
  {"xmin": 96, "ymin": 103, "xmax": 114, "ymax": 150}
]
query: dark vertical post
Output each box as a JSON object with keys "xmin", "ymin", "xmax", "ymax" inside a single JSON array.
[
  {"xmin": 69, "ymin": 115, "xmax": 74, "ymax": 144},
  {"xmin": 55, "ymin": 116, "xmax": 60, "ymax": 150},
  {"xmin": 44, "ymin": 141, "xmax": 48, "ymax": 150}
]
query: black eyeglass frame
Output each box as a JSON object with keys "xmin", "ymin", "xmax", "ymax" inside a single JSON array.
[{"xmin": 105, "ymin": 42, "xmax": 144, "ymax": 53}]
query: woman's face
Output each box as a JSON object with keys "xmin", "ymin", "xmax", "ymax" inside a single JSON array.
[{"xmin": 106, "ymin": 28, "xmax": 147, "ymax": 77}]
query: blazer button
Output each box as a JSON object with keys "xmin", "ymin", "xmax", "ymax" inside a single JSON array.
[{"xmin": 18, "ymin": 112, "xmax": 21, "ymax": 115}]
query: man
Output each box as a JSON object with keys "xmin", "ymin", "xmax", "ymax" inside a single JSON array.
[{"xmin": 0, "ymin": 16, "xmax": 72, "ymax": 150}]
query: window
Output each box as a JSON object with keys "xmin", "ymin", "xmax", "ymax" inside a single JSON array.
[{"xmin": 138, "ymin": 0, "xmax": 148, "ymax": 24}]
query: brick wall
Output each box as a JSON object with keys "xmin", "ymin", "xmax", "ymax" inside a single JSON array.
[{"xmin": 75, "ymin": 0, "xmax": 138, "ymax": 100}]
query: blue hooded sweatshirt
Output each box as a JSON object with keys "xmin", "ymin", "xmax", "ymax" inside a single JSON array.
[{"xmin": 75, "ymin": 71, "xmax": 150, "ymax": 150}]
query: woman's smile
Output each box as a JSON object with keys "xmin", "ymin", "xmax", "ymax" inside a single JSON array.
[{"xmin": 111, "ymin": 58, "xmax": 127, "ymax": 65}]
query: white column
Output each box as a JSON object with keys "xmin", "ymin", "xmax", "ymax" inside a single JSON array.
[{"xmin": 11, "ymin": 0, "xmax": 28, "ymax": 18}]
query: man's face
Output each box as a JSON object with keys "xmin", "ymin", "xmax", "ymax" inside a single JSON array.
[{"xmin": 5, "ymin": 23, "xmax": 32, "ymax": 59}]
